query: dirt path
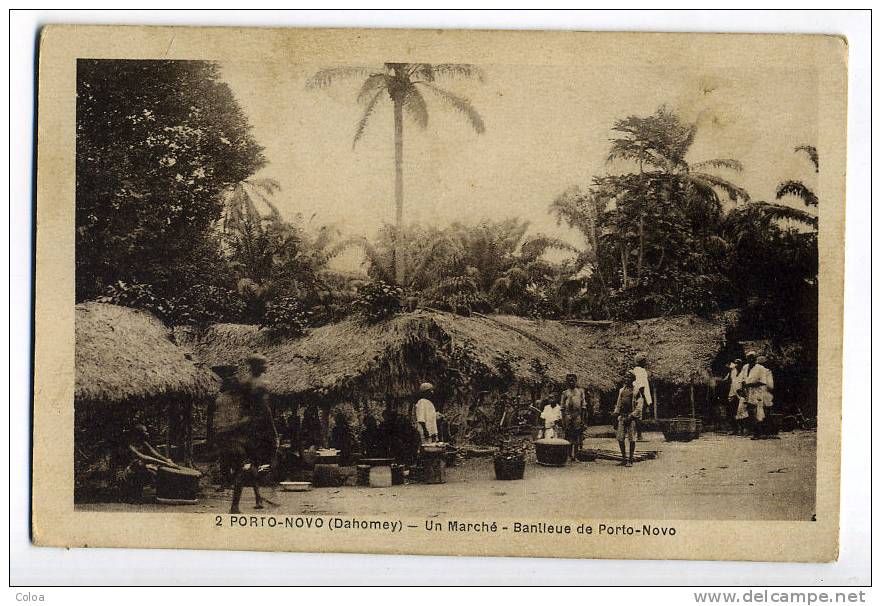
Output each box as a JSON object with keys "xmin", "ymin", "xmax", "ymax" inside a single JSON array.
[{"xmin": 78, "ymin": 430, "xmax": 816, "ymax": 521}]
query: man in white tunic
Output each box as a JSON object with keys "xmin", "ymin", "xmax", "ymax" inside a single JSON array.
[
  {"xmin": 742, "ymin": 352, "xmax": 773, "ymax": 439},
  {"xmin": 632, "ymin": 354, "xmax": 653, "ymax": 439},
  {"xmin": 414, "ymin": 382, "xmax": 439, "ymax": 443},
  {"xmin": 726, "ymin": 358, "xmax": 748, "ymax": 435}
]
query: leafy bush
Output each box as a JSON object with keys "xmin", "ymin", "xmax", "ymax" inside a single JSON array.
[
  {"xmin": 352, "ymin": 281, "xmax": 404, "ymax": 323},
  {"xmin": 422, "ymin": 275, "xmax": 491, "ymax": 316},
  {"xmin": 172, "ymin": 284, "xmax": 246, "ymax": 327},
  {"xmin": 262, "ymin": 296, "xmax": 311, "ymax": 337},
  {"xmin": 97, "ymin": 281, "xmax": 175, "ymax": 323}
]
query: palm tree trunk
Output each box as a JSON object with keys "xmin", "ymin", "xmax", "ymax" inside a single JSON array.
[
  {"xmin": 393, "ymin": 95, "xmax": 405, "ymax": 284},
  {"xmin": 636, "ymin": 154, "xmax": 645, "ymax": 285},
  {"xmin": 637, "ymin": 214, "xmax": 644, "ymax": 283}
]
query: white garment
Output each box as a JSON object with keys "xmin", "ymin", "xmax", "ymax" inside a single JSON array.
[
  {"xmin": 727, "ymin": 364, "xmax": 745, "ymax": 399},
  {"xmin": 540, "ymin": 404, "xmax": 562, "ymax": 428},
  {"xmin": 414, "ymin": 398, "xmax": 438, "ymax": 437},
  {"xmin": 743, "ymin": 363, "xmax": 773, "ymax": 408},
  {"xmin": 632, "ymin": 366, "xmax": 653, "ymax": 406}
]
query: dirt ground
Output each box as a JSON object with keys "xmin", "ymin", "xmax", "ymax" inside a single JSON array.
[{"xmin": 78, "ymin": 430, "xmax": 816, "ymax": 521}]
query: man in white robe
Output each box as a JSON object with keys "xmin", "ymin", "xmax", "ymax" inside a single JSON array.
[
  {"xmin": 726, "ymin": 359, "xmax": 748, "ymax": 435},
  {"xmin": 414, "ymin": 383, "xmax": 439, "ymax": 443},
  {"xmin": 632, "ymin": 354, "xmax": 653, "ymax": 439},
  {"xmin": 742, "ymin": 352, "xmax": 774, "ymax": 439}
]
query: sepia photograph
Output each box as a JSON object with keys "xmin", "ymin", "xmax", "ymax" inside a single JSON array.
[{"xmin": 30, "ymin": 24, "xmax": 847, "ymax": 562}]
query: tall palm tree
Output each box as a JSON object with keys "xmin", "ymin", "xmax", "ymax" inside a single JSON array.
[{"xmin": 307, "ymin": 63, "xmax": 486, "ymax": 284}]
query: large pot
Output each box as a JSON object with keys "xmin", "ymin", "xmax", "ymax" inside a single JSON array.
[
  {"xmin": 659, "ymin": 417, "xmax": 702, "ymax": 442},
  {"xmin": 494, "ymin": 455, "xmax": 525, "ymax": 480},
  {"xmin": 420, "ymin": 442, "xmax": 448, "ymax": 458},
  {"xmin": 534, "ymin": 438, "xmax": 570, "ymax": 467},
  {"xmin": 315, "ymin": 448, "xmax": 340, "ymax": 464},
  {"xmin": 156, "ymin": 466, "xmax": 201, "ymax": 504}
]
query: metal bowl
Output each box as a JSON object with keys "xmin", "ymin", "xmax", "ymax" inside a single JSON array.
[{"xmin": 279, "ymin": 481, "xmax": 312, "ymax": 492}]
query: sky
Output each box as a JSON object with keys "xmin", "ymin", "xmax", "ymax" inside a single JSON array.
[{"xmin": 220, "ymin": 54, "xmax": 819, "ymax": 272}]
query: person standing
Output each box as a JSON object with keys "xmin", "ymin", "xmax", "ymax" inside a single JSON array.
[
  {"xmin": 741, "ymin": 351, "xmax": 773, "ymax": 440},
  {"xmin": 560, "ymin": 374, "xmax": 587, "ymax": 460},
  {"xmin": 300, "ymin": 401, "xmax": 323, "ymax": 450},
  {"xmin": 632, "ymin": 354, "xmax": 653, "ymax": 440},
  {"xmin": 726, "ymin": 359, "xmax": 748, "ymax": 435},
  {"xmin": 755, "ymin": 356, "xmax": 775, "ymax": 438},
  {"xmin": 224, "ymin": 353, "xmax": 278, "ymax": 514},
  {"xmin": 414, "ymin": 383, "xmax": 439, "ymax": 443},
  {"xmin": 613, "ymin": 370, "xmax": 644, "ymax": 467}
]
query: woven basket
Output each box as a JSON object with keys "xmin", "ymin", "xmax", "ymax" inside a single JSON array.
[
  {"xmin": 660, "ymin": 417, "xmax": 702, "ymax": 442},
  {"xmin": 494, "ymin": 455, "xmax": 525, "ymax": 480}
]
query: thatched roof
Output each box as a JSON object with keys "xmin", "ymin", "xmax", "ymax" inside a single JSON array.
[
  {"xmin": 76, "ymin": 302, "xmax": 219, "ymax": 404},
  {"xmin": 175, "ymin": 309, "xmax": 738, "ymax": 402}
]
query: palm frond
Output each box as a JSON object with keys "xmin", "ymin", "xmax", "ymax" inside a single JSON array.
[
  {"xmin": 795, "ymin": 145, "xmax": 819, "ymax": 173},
  {"xmin": 419, "ymin": 82, "xmax": 486, "ymax": 134},
  {"xmin": 691, "ymin": 158, "xmax": 744, "ymax": 172},
  {"xmin": 606, "ymin": 140, "xmax": 670, "ymax": 170},
  {"xmin": 403, "ymin": 86, "xmax": 429, "ymax": 129},
  {"xmin": 332, "ymin": 236, "xmax": 393, "ymax": 282},
  {"xmin": 691, "ymin": 172, "xmax": 750, "ymax": 202},
  {"xmin": 520, "ymin": 235, "xmax": 580, "ymax": 261},
  {"xmin": 306, "ymin": 66, "xmax": 378, "ymax": 90},
  {"xmin": 356, "ymin": 73, "xmax": 390, "ymax": 105},
  {"xmin": 429, "ymin": 63, "xmax": 486, "ymax": 82},
  {"xmin": 407, "ymin": 234, "xmax": 463, "ymax": 287},
  {"xmin": 245, "ymin": 183, "xmax": 282, "ymax": 220},
  {"xmin": 751, "ymin": 201, "xmax": 818, "ymax": 228},
  {"xmin": 776, "ymin": 180, "xmax": 818, "ymax": 207},
  {"xmin": 353, "ymin": 89, "xmax": 385, "ymax": 148}
]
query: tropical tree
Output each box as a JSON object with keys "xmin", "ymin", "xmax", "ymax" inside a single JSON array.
[
  {"xmin": 343, "ymin": 218, "xmax": 585, "ymax": 317},
  {"xmin": 220, "ymin": 178, "xmax": 348, "ymax": 323},
  {"xmin": 307, "ymin": 63, "xmax": 486, "ymax": 284},
  {"xmin": 606, "ymin": 106, "xmax": 749, "ymax": 288},
  {"xmin": 771, "ymin": 145, "xmax": 820, "ymax": 229},
  {"xmin": 76, "ymin": 59, "xmax": 265, "ymax": 302}
]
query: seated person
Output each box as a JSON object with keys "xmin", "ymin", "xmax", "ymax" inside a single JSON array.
[{"xmin": 117, "ymin": 424, "xmax": 180, "ymax": 501}]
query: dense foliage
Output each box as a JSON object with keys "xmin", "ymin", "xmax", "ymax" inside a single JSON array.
[
  {"xmin": 76, "ymin": 60, "xmax": 265, "ymax": 303},
  {"xmin": 351, "ymin": 281, "xmax": 405, "ymax": 323},
  {"xmin": 77, "ymin": 61, "xmax": 817, "ymax": 363}
]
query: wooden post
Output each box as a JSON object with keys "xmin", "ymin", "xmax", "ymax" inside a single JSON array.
[
  {"xmin": 319, "ymin": 404, "xmax": 330, "ymax": 448},
  {"xmin": 165, "ymin": 401, "xmax": 174, "ymax": 459},
  {"xmin": 185, "ymin": 400, "xmax": 193, "ymax": 467},
  {"xmin": 689, "ymin": 382, "xmax": 696, "ymax": 419},
  {"xmin": 206, "ymin": 397, "xmax": 216, "ymax": 449},
  {"xmin": 705, "ymin": 384, "xmax": 711, "ymax": 428}
]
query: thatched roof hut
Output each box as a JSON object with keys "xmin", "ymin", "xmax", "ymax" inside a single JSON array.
[
  {"xmin": 174, "ymin": 309, "xmax": 738, "ymax": 404},
  {"xmin": 76, "ymin": 302, "xmax": 219, "ymax": 405}
]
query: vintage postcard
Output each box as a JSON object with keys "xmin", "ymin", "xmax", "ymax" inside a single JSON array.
[{"xmin": 33, "ymin": 25, "xmax": 846, "ymax": 561}]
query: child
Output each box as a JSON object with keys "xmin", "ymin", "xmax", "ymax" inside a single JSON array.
[
  {"xmin": 540, "ymin": 396, "xmax": 562, "ymax": 439},
  {"xmin": 613, "ymin": 370, "xmax": 644, "ymax": 467}
]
